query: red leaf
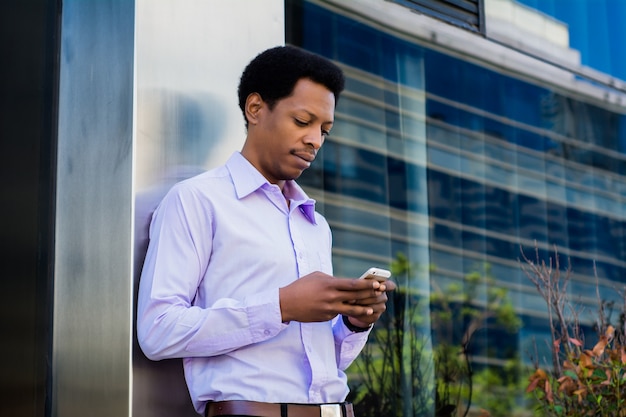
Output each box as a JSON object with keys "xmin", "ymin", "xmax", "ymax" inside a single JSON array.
[
  {"xmin": 569, "ymin": 337, "xmax": 583, "ymax": 347},
  {"xmin": 545, "ymin": 380, "xmax": 553, "ymax": 403}
]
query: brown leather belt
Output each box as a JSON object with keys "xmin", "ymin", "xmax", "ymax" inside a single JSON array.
[{"xmin": 205, "ymin": 400, "xmax": 355, "ymax": 417}]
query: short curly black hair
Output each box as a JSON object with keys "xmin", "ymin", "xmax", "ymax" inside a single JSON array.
[{"xmin": 237, "ymin": 45, "xmax": 345, "ymax": 124}]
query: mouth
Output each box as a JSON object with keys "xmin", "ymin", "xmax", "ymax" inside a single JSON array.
[{"xmin": 291, "ymin": 149, "xmax": 316, "ymax": 165}]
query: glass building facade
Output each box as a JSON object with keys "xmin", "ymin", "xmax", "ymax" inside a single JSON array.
[
  {"xmin": 5, "ymin": 0, "xmax": 626, "ymax": 415},
  {"xmin": 288, "ymin": 1, "xmax": 626, "ymax": 415},
  {"xmin": 517, "ymin": 0, "xmax": 626, "ymax": 81}
]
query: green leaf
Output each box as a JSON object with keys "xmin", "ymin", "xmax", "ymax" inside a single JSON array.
[
  {"xmin": 592, "ymin": 368, "xmax": 607, "ymax": 380},
  {"xmin": 563, "ymin": 370, "xmax": 578, "ymax": 380}
]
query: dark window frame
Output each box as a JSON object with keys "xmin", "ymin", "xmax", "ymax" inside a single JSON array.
[{"xmin": 388, "ymin": 0, "xmax": 485, "ymax": 34}]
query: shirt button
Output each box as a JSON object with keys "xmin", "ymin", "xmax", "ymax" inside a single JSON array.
[{"xmin": 264, "ymin": 330, "xmax": 271, "ymax": 336}]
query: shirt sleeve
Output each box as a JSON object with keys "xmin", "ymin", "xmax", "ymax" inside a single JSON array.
[
  {"xmin": 136, "ymin": 184, "xmax": 287, "ymax": 361},
  {"xmin": 332, "ymin": 314, "xmax": 371, "ymax": 370}
]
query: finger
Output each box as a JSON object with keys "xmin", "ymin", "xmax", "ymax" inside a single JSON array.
[
  {"xmin": 333, "ymin": 277, "xmax": 381, "ymax": 291},
  {"xmin": 333, "ymin": 287, "xmax": 384, "ymax": 304},
  {"xmin": 351, "ymin": 297, "xmax": 385, "ymax": 307},
  {"xmin": 339, "ymin": 304, "xmax": 375, "ymax": 317},
  {"xmin": 381, "ymin": 280, "xmax": 397, "ymax": 291},
  {"xmin": 350, "ymin": 290, "xmax": 387, "ymax": 304},
  {"xmin": 352, "ymin": 302, "xmax": 387, "ymax": 316},
  {"xmin": 339, "ymin": 291, "xmax": 383, "ymax": 306}
]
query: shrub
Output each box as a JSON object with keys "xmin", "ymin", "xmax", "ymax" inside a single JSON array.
[{"xmin": 522, "ymin": 245, "xmax": 626, "ymax": 417}]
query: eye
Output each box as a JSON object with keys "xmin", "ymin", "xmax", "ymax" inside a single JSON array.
[
  {"xmin": 321, "ymin": 129, "xmax": 330, "ymax": 137},
  {"xmin": 294, "ymin": 118, "xmax": 308, "ymax": 127}
]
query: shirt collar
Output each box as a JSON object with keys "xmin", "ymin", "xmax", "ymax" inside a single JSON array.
[{"xmin": 226, "ymin": 152, "xmax": 318, "ymax": 224}]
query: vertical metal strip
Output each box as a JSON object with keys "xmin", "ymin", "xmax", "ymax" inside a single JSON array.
[{"xmin": 53, "ymin": 1, "xmax": 135, "ymax": 416}]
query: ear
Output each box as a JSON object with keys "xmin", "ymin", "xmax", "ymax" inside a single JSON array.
[{"xmin": 244, "ymin": 93, "xmax": 263, "ymax": 126}]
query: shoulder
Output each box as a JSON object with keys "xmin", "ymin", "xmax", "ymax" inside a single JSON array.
[
  {"xmin": 314, "ymin": 211, "xmax": 330, "ymax": 228},
  {"xmin": 154, "ymin": 165, "xmax": 234, "ymax": 217},
  {"xmin": 312, "ymin": 211, "xmax": 332, "ymax": 242},
  {"xmin": 170, "ymin": 165, "xmax": 232, "ymax": 199}
]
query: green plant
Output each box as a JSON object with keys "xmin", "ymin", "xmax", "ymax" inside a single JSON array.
[
  {"xmin": 527, "ymin": 326, "xmax": 626, "ymax": 417},
  {"xmin": 348, "ymin": 253, "xmax": 522, "ymax": 417},
  {"xmin": 348, "ymin": 253, "xmax": 435, "ymax": 417},
  {"xmin": 430, "ymin": 262, "xmax": 522, "ymax": 417},
  {"xmin": 522, "ymin": 246, "xmax": 626, "ymax": 417}
]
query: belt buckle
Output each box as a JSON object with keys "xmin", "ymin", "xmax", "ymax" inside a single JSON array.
[{"xmin": 320, "ymin": 404, "xmax": 342, "ymax": 417}]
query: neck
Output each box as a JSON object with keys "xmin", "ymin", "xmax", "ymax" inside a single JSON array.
[{"xmin": 240, "ymin": 147, "xmax": 286, "ymax": 191}]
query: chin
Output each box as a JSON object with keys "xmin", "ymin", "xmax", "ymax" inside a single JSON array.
[
  {"xmin": 292, "ymin": 170, "xmax": 306, "ymax": 180},
  {"xmin": 280, "ymin": 169, "xmax": 305, "ymax": 181}
]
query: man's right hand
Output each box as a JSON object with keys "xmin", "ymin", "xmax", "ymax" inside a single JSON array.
[{"xmin": 278, "ymin": 271, "xmax": 388, "ymax": 323}]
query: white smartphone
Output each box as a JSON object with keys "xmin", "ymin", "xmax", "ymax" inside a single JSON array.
[{"xmin": 358, "ymin": 267, "xmax": 391, "ymax": 282}]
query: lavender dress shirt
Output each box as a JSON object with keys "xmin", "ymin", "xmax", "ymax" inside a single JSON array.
[{"xmin": 137, "ymin": 152, "xmax": 370, "ymax": 414}]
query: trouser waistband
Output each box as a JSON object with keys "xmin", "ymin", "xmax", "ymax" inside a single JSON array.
[{"xmin": 205, "ymin": 400, "xmax": 355, "ymax": 417}]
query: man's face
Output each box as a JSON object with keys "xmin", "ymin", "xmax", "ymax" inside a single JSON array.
[{"xmin": 246, "ymin": 78, "xmax": 335, "ymax": 186}]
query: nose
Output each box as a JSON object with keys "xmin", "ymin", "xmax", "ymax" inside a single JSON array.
[{"xmin": 303, "ymin": 129, "xmax": 324, "ymax": 150}]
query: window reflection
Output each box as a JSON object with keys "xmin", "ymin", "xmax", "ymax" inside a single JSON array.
[{"xmin": 292, "ymin": 1, "xmax": 626, "ymax": 416}]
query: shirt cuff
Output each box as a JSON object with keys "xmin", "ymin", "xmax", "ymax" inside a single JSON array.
[
  {"xmin": 342, "ymin": 315, "xmax": 372, "ymax": 333},
  {"xmin": 245, "ymin": 288, "xmax": 288, "ymax": 341}
]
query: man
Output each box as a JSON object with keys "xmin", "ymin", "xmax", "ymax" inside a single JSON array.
[{"xmin": 137, "ymin": 45, "xmax": 396, "ymax": 417}]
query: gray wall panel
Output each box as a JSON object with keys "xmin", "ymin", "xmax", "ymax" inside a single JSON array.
[
  {"xmin": 133, "ymin": 1, "xmax": 284, "ymax": 416},
  {"xmin": 53, "ymin": 1, "xmax": 135, "ymax": 416}
]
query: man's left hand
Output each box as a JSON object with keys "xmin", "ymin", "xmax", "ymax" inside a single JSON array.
[{"xmin": 346, "ymin": 279, "xmax": 396, "ymax": 328}]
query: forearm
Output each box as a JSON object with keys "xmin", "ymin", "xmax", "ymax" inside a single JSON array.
[{"xmin": 137, "ymin": 288, "xmax": 286, "ymax": 360}]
